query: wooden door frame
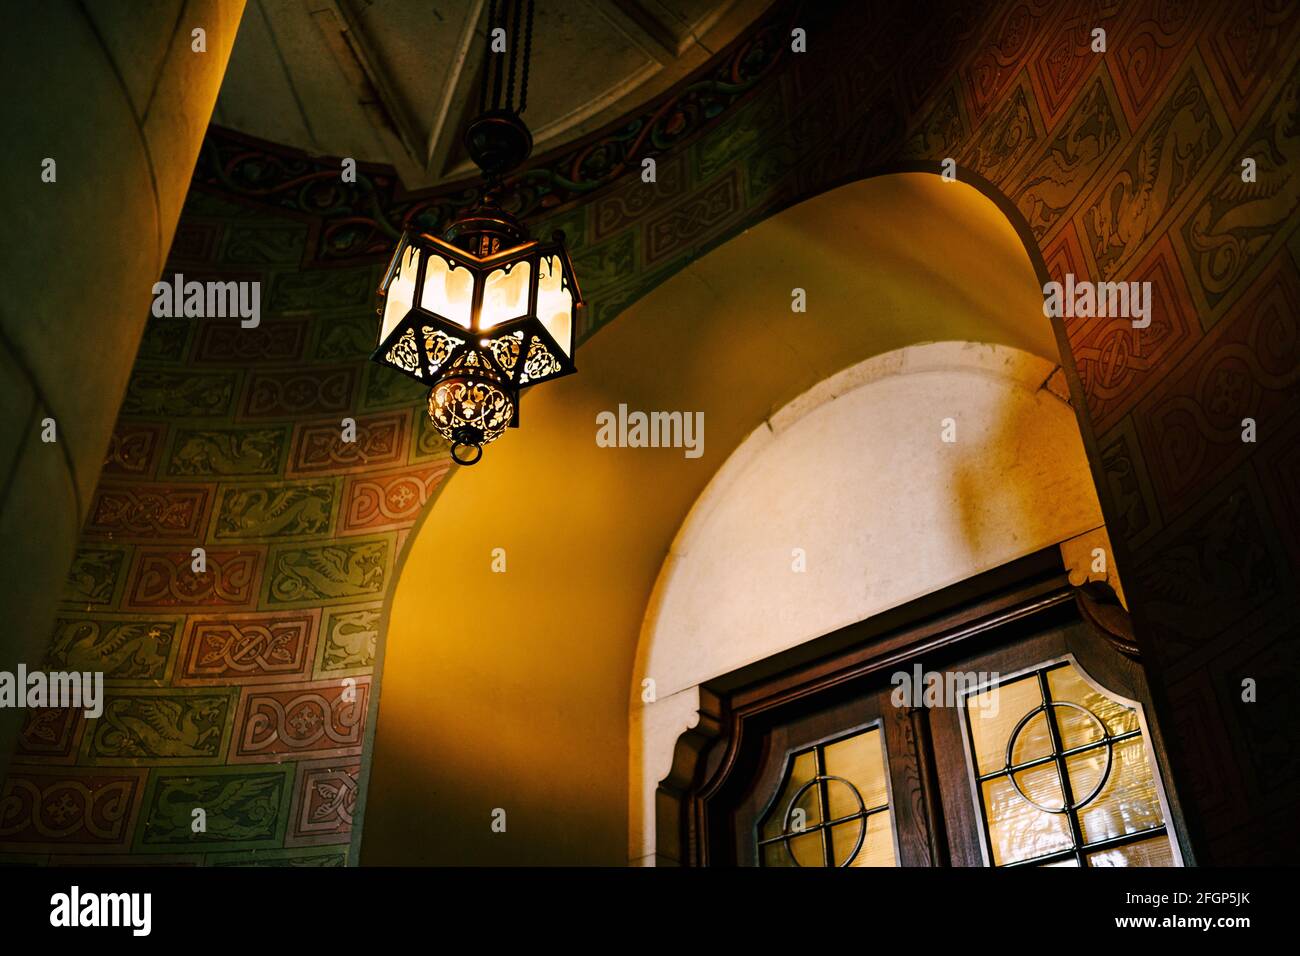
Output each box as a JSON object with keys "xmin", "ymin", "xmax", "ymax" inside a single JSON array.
[{"xmin": 655, "ymin": 546, "xmax": 1192, "ymax": 866}]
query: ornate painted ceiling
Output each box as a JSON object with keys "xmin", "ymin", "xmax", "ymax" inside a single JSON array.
[{"xmin": 214, "ymin": 0, "xmax": 775, "ymax": 189}]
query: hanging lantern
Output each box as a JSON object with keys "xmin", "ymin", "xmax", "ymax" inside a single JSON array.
[
  {"xmin": 371, "ymin": 0, "xmax": 582, "ymax": 466},
  {"xmin": 373, "ymin": 208, "xmax": 582, "ymax": 464}
]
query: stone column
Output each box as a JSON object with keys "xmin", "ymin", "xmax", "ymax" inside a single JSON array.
[{"xmin": 0, "ymin": 0, "xmax": 246, "ymax": 778}]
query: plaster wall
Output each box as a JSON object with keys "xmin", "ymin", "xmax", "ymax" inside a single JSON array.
[{"xmin": 629, "ymin": 342, "xmax": 1106, "ymax": 862}]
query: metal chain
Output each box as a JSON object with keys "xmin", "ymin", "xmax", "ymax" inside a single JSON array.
[
  {"xmin": 480, "ymin": 0, "xmax": 498, "ymax": 113},
  {"xmin": 490, "ymin": 0, "xmax": 505, "ymax": 110},
  {"xmin": 506, "ymin": 0, "xmax": 523, "ymax": 112},
  {"xmin": 519, "ymin": 0, "xmax": 535, "ymax": 114}
]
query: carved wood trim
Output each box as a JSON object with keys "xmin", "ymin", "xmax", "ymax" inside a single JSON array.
[
  {"xmin": 654, "ymin": 687, "xmax": 723, "ymax": 866},
  {"xmin": 1071, "ymin": 580, "xmax": 1141, "ymax": 659},
  {"xmin": 906, "ymin": 705, "xmax": 949, "ymax": 866}
]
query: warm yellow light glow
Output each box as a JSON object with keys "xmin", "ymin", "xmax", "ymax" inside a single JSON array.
[
  {"xmin": 536, "ymin": 255, "xmax": 573, "ymax": 355},
  {"xmin": 381, "ymin": 244, "xmax": 420, "ymax": 342},
  {"xmin": 428, "ymin": 374, "xmax": 514, "ymax": 446},
  {"xmin": 481, "ymin": 261, "xmax": 531, "ymax": 330},
  {"xmin": 421, "ymin": 252, "xmax": 474, "ymax": 328},
  {"xmin": 370, "ymin": 175, "xmax": 1060, "ymax": 865}
]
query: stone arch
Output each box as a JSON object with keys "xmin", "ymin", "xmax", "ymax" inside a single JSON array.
[
  {"xmin": 629, "ymin": 339, "xmax": 1107, "ymax": 862},
  {"xmin": 359, "ymin": 168, "xmax": 1107, "ymax": 865}
]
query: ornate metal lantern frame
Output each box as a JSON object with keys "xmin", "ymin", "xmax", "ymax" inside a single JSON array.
[{"xmin": 373, "ymin": 210, "xmax": 583, "ymax": 463}]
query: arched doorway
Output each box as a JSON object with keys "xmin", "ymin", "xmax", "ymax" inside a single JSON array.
[
  {"xmin": 359, "ymin": 171, "xmax": 1148, "ymax": 865},
  {"xmin": 631, "ymin": 342, "xmax": 1179, "ymax": 864}
]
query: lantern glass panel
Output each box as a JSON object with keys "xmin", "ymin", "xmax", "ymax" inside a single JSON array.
[
  {"xmin": 481, "ymin": 260, "xmax": 532, "ymax": 331},
  {"xmin": 381, "ymin": 243, "xmax": 420, "ymax": 343},
  {"xmin": 536, "ymin": 254, "xmax": 573, "ymax": 356},
  {"xmin": 420, "ymin": 251, "xmax": 474, "ymax": 329}
]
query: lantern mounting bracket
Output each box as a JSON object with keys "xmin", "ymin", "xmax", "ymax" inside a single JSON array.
[{"xmin": 465, "ymin": 109, "xmax": 533, "ymax": 181}]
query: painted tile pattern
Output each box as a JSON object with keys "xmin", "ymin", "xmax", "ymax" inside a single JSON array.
[
  {"xmin": 3, "ymin": 0, "xmax": 1297, "ymax": 864},
  {"xmin": 0, "ymin": 191, "xmax": 437, "ymax": 865}
]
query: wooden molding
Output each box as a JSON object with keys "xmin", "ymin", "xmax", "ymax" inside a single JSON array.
[{"xmin": 1072, "ymin": 580, "xmax": 1141, "ymax": 659}]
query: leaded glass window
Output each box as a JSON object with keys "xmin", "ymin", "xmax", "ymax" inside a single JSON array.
[
  {"xmin": 960, "ymin": 657, "xmax": 1179, "ymax": 867},
  {"xmin": 756, "ymin": 724, "xmax": 898, "ymax": 867}
]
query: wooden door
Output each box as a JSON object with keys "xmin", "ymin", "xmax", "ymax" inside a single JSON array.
[
  {"xmin": 658, "ymin": 550, "xmax": 1192, "ymax": 867},
  {"xmin": 715, "ymin": 676, "xmax": 933, "ymax": 867}
]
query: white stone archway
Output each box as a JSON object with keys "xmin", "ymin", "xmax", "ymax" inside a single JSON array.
[{"xmin": 629, "ymin": 340, "xmax": 1117, "ymax": 863}]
